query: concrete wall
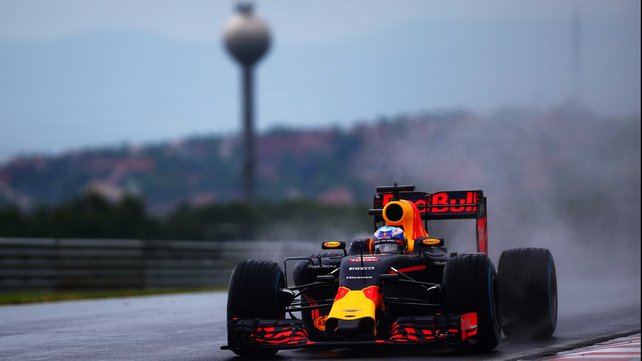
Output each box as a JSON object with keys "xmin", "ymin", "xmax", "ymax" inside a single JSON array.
[{"xmin": 0, "ymin": 238, "xmax": 319, "ymax": 291}]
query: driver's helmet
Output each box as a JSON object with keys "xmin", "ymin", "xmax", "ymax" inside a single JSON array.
[{"xmin": 373, "ymin": 226, "xmax": 405, "ymax": 254}]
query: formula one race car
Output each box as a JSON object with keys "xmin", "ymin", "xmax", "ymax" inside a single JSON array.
[{"xmin": 222, "ymin": 184, "xmax": 557, "ymax": 357}]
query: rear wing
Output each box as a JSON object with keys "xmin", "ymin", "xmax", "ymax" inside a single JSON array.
[{"xmin": 370, "ymin": 185, "xmax": 488, "ymax": 254}]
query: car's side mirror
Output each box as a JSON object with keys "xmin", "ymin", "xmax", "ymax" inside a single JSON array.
[
  {"xmin": 415, "ymin": 237, "xmax": 444, "ymax": 247},
  {"xmin": 321, "ymin": 241, "xmax": 347, "ymax": 255}
]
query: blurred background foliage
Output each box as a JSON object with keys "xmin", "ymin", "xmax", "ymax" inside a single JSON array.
[{"xmin": 0, "ymin": 194, "xmax": 370, "ymax": 241}]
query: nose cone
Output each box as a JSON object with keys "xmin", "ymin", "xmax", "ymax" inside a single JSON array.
[
  {"xmin": 333, "ymin": 318, "xmax": 376, "ymax": 339},
  {"xmin": 223, "ymin": 7, "xmax": 271, "ymax": 66},
  {"xmin": 325, "ymin": 286, "xmax": 380, "ymax": 339}
]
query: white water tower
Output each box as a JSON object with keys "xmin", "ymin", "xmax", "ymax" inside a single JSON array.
[{"xmin": 223, "ymin": 2, "xmax": 271, "ymax": 200}]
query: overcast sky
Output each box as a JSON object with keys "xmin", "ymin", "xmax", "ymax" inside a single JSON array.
[{"xmin": 0, "ymin": 0, "xmax": 640, "ymax": 161}]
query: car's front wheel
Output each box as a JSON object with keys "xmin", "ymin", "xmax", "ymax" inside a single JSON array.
[
  {"xmin": 227, "ymin": 259, "xmax": 286, "ymax": 357},
  {"xmin": 441, "ymin": 254, "xmax": 501, "ymax": 352}
]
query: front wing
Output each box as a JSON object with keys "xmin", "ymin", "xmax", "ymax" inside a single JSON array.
[{"xmin": 222, "ymin": 313, "xmax": 478, "ymax": 351}]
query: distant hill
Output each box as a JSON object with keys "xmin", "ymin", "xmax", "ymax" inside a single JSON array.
[
  {"xmin": 1, "ymin": 106, "xmax": 639, "ymax": 219},
  {"xmin": 0, "ymin": 108, "xmax": 458, "ymax": 212}
]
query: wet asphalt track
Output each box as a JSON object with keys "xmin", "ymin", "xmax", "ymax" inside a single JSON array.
[{"xmin": 1, "ymin": 278, "xmax": 639, "ymax": 361}]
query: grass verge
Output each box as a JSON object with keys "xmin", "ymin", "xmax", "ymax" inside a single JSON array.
[{"xmin": 0, "ymin": 287, "xmax": 226, "ymax": 306}]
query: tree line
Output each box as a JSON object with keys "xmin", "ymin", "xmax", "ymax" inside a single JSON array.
[{"xmin": 0, "ymin": 193, "xmax": 371, "ymax": 241}]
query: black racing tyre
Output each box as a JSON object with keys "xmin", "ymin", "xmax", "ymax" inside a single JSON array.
[
  {"xmin": 442, "ymin": 254, "xmax": 501, "ymax": 352},
  {"xmin": 227, "ymin": 259, "xmax": 286, "ymax": 357},
  {"xmin": 498, "ymin": 248, "xmax": 557, "ymax": 338}
]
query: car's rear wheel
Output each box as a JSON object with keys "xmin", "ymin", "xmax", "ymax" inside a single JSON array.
[
  {"xmin": 498, "ymin": 247, "xmax": 557, "ymax": 338},
  {"xmin": 227, "ymin": 259, "xmax": 286, "ymax": 357},
  {"xmin": 442, "ymin": 254, "xmax": 501, "ymax": 352}
]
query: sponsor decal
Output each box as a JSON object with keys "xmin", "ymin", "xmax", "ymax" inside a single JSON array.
[
  {"xmin": 348, "ymin": 257, "xmax": 379, "ymax": 263},
  {"xmin": 430, "ymin": 192, "xmax": 477, "ymax": 213},
  {"xmin": 313, "ymin": 315, "xmax": 327, "ymax": 331},
  {"xmin": 348, "ymin": 266, "xmax": 375, "ymax": 271},
  {"xmin": 323, "ymin": 241, "xmax": 342, "ymax": 248},
  {"xmin": 342, "ymin": 309, "xmax": 362, "ymax": 313},
  {"xmin": 377, "ymin": 230, "xmax": 392, "ymax": 238},
  {"xmin": 422, "ymin": 238, "xmax": 442, "ymax": 246},
  {"xmin": 460, "ymin": 312, "xmax": 478, "ymax": 341},
  {"xmin": 376, "ymin": 239, "xmax": 400, "ymax": 244},
  {"xmin": 461, "ymin": 317, "xmax": 477, "ymax": 330},
  {"xmin": 382, "ymin": 191, "xmax": 478, "ymax": 214},
  {"xmin": 307, "ymin": 264, "xmax": 337, "ymax": 269},
  {"xmin": 346, "ymin": 276, "xmax": 373, "ymax": 279}
]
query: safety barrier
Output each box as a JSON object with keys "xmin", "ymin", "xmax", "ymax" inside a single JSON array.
[{"xmin": 0, "ymin": 238, "xmax": 318, "ymax": 291}]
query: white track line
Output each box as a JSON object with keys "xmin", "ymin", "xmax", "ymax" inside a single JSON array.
[{"xmin": 546, "ymin": 333, "xmax": 640, "ymax": 361}]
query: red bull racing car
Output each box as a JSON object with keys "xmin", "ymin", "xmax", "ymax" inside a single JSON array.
[{"xmin": 222, "ymin": 184, "xmax": 558, "ymax": 357}]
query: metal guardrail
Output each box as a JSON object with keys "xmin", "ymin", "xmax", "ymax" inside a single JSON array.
[{"xmin": 0, "ymin": 238, "xmax": 318, "ymax": 291}]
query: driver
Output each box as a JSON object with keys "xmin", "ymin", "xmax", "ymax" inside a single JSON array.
[{"xmin": 373, "ymin": 226, "xmax": 406, "ymax": 254}]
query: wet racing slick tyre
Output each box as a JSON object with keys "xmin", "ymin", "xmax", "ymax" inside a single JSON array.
[
  {"xmin": 498, "ymin": 248, "xmax": 557, "ymax": 339},
  {"xmin": 442, "ymin": 254, "xmax": 501, "ymax": 352},
  {"xmin": 227, "ymin": 259, "xmax": 286, "ymax": 357}
]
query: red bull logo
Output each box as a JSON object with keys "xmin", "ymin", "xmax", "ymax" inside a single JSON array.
[
  {"xmin": 430, "ymin": 192, "xmax": 478, "ymax": 213},
  {"xmin": 313, "ymin": 315, "xmax": 327, "ymax": 331},
  {"xmin": 382, "ymin": 191, "xmax": 478, "ymax": 215}
]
